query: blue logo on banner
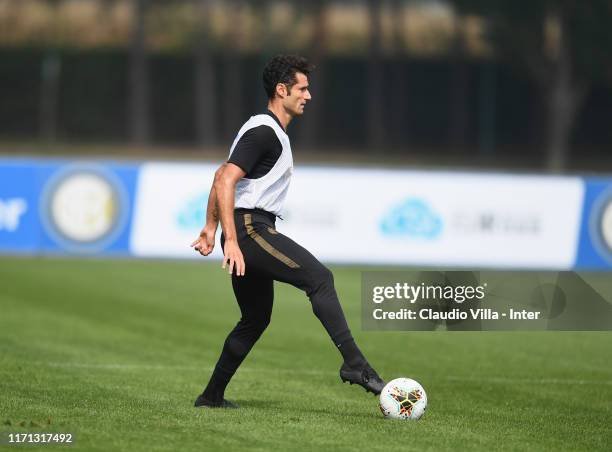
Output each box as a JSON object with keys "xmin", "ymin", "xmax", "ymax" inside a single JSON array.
[
  {"xmin": 39, "ymin": 164, "xmax": 132, "ymax": 253},
  {"xmin": 0, "ymin": 163, "xmax": 39, "ymax": 252},
  {"xmin": 575, "ymin": 178, "xmax": 612, "ymax": 269},
  {"xmin": 0, "ymin": 198, "xmax": 28, "ymax": 232},
  {"xmin": 176, "ymin": 192, "xmax": 208, "ymax": 231},
  {"xmin": 380, "ymin": 198, "xmax": 442, "ymax": 239}
]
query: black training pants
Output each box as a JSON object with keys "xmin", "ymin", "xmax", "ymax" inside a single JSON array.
[{"xmin": 213, "ymin": 208, "xmax": 353, "ymax": 380}]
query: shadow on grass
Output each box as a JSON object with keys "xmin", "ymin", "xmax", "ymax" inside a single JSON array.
[
  {"xmin": 230, "ymin": 399, "xmax": 282, "ymax": 409},
  {"xmin": 232, "ymin": 399, "xmax": 379, "ymax": 420},
  {"xmin": 304, "ymin": 406, "xmax": 380, "ymax": 420}
]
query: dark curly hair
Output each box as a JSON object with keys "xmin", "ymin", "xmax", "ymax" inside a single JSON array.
[{"xmin": 262, "ymin": 55, "xmax": 314, "ymax": 100}]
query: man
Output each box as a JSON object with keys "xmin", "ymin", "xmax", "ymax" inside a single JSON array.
[{"xmin": 191, "ymin": 55, "xmax": 385, "ymax": 408}]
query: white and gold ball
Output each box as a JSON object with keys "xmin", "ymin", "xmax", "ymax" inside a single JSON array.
[{"xmin": 379, "ymin": 378, "xmax": 428, "ymax": 420}]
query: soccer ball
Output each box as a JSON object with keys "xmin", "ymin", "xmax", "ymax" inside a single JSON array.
[{"xmin": 379, "ymin": 378, "xmax": 428, "ymax": 420}]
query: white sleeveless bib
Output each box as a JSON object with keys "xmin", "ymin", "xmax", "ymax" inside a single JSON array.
[{"xmin": 228, "ymin": 114, "xmax": 293, "ymax": 216}]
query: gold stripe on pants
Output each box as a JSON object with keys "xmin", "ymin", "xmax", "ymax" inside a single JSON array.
[{"xmin": 243, "ymin": 214, "xmax": 300, "ymax": 269}]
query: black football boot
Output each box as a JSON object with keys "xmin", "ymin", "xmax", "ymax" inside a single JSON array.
[{"xmin": 339, "ymin": 362, "xmax": 386, "ymax": 395}]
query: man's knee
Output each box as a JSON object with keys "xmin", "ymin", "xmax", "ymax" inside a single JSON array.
[
  {"xmin": 243, "ymin": 312, "xmax": 272, "ymax": 337},
  {"xmin": 306, "ymin": 265, "xmax": 335, "ymax": 297},
  {"xmin": 225, "ymin": 314, "xmax": 270, "ymax": 358},
  {"xmin": 224, "ymin": 334, "xmax": 250, "ymax": 359},
  {"xmin": 317, "ymin": 265, "xmax": 334, "ymax": 286},
  {"xmin": 255, "ymin": 313, "xmax": 272, "ymax": 332}
]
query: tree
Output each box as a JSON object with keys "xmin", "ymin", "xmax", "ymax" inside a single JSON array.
[
  {"xmin": 222, "ymin": 0, "xmax": 245, "ymax": 141},
  {"xmin": 296, "ymin": 0, "xmax": 327, "ymax": 149},
  {"xmin": 366, "ymin": 0, "xmax": 385, "ymax": 151},
  {"xmin": 194, "ymin": 0, "xmax": 217, "ymax": 147},
  {"xmin": 129, "ymin": 0, "xmax": 150, "ymax": 145},
  {"xmin": 448, "ymin": 7, "xmax": 470, "ymax": 151},
  {"xmin": 39, "ymin": 0, "xmax": 63, "ymax": 143},
  {"xmin": 449, "ymin": 0, "xmax": 612, "ymax": 171},
  {"xmin": 388, "ymin": 0, "xmax": 410, "ymax": 151}
]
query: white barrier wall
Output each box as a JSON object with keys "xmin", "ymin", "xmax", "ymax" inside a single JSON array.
[
  {"xmin": 283, "ymin": 167, "xmax": 583, "ymax": 268},
  {"xmin": 129, "ymin": 163, "xmax": 584, "ymax": 269},
  {"xmin": 130, "ymin": 163, "xmax": 220, "ymax": 258}
]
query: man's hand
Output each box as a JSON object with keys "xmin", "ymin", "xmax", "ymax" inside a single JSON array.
[
  {"xmin": 191, "ymin": 225, "xmax": 216, "ymax": 256},
  {"xmin": 222, "ymin": 238, "xmax": 245, "ymax": 276}
]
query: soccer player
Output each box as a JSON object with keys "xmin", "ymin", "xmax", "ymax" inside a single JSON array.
[{"xmin": 191, "ymin": 55, "xmax": 385, "ymax": 408}]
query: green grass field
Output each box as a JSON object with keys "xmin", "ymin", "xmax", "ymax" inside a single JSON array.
[{"xmin": 1, "ymin": 257, "xmax": 611, "ymax": 451}]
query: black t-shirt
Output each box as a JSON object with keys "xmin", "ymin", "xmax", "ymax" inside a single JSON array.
[{"xmin": 227, "ymin": 111, "xmax": 284, "ymax": 179}]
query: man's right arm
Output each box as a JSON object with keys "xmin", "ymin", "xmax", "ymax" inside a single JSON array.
[
  {"xmin": 205, "ymin": 184, "xmax": 219, "ymax": 227},
  {"xmin": 191, "ymin": 183, "xmax": 220, "ymax": 257},
  {"xmin": 213, "ymin": 162, "xmax": 247, "ymax": 276},
  {"xmin": 191, "ymin": 125, "xmax": 273, "ymax": 269}
]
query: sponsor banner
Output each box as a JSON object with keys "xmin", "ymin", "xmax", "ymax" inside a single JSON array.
[
  {"xmin": 130, "ymin": 164, "xmax": 584, "ymax": 269},
  {"xmin": 362, "ymin": 271, "xmax": 612, "ymax": 331},
  {"xmin": 281, "ymin": 168, "xmax": 583, "ymax": 269},
  {"xmin": 0, "ymin": 159, "xmax": 138, "ymax": 255},
  {"xmin": 129, "ymin": 163, "xmax": 221, "ymax": 258},
  {"xmin": 2, "ymin": 159, "xmax": 591, "ymax": 269},
  {"xmin": 574, "ymin": 178, "xmax": 612, "ymax": 269}
]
